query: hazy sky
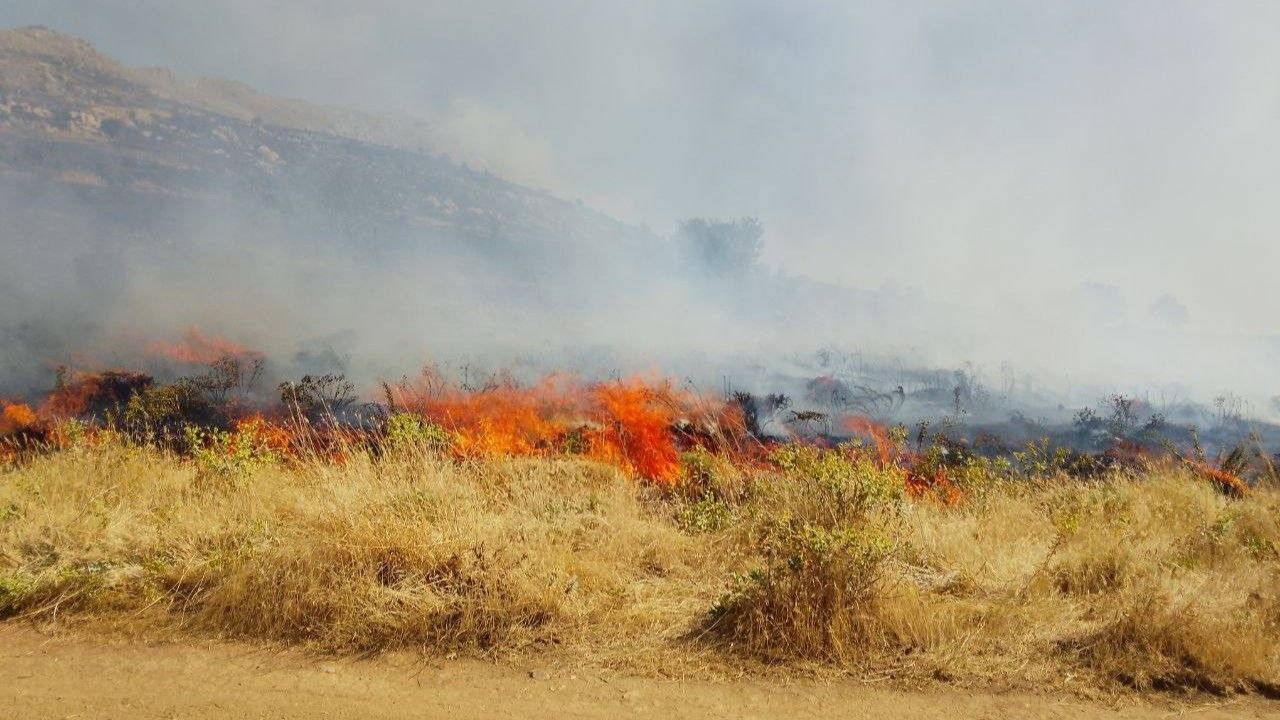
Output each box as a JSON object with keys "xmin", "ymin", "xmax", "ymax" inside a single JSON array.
[{"xmin": 3, "ymin": 1, "xmax": 1278, "ymax": 396}]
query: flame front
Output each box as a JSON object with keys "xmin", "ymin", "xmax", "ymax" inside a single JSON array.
[{"xmin": 390, "ymin": 371, "xmax": 698, "ymax": 484}]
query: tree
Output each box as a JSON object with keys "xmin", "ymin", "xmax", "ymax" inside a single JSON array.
[{"xmin": 674, "ymin": 217, "xmax": 764, "ymax": 277}]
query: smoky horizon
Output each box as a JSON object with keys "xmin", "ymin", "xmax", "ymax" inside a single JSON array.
[{"xmin": 0, "ymin": 4, "xmax": 1277, "ymax": 424}]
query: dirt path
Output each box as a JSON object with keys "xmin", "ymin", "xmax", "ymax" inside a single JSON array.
[{"xmin": 2, "ymin": 626, "xmax": 1276, "ymax": 719}]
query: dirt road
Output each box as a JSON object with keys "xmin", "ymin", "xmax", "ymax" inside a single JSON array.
[{"xmin": 2, "ymin": 626, "xmax": 1276, "ymax": 719}]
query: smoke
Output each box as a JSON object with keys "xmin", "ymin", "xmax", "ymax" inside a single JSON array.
[{"xmin": 1, "ymin": 2, "xmax": 1278, "ymax": 413}]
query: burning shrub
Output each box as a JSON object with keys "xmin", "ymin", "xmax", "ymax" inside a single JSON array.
[
  {"xmin": 44, "ymin": 369, "xmax": 154, "ymax": 419},
  {"xmin": 730, "ymin": 391, "xmax": 791, "ymax": 438},
  {"xmin": 184, "ymin": 418, "xmax": 285, "ymax": 477},
  {"xmin": 1171, "ymin": 431, "xmax": 1254, "ymax": 497},
  {"xmin": 1, "ymin": 402, "xmax": 37, "ymax": 434},
  {"xmin": 589, "ymin": 380, "xmax": 682, "ymax": 483},
  {"xmin": 386, "ymin": 371, "xmax": 705, "ymax": 484},
  {"xmin": 198, "ymin": 354, "xmax": 266, "ymax": 404},
  {"xmin": 730, "ymin": 392, "xmax": 761, "ymax": 437},
  {"xmin": 81, "ymin": 354, "xmax": 264, "ymax": 443}
]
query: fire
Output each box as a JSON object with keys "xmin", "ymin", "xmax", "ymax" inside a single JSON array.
[
  {"xmin": 147, "ymin": 327, "xmax": 261, "ymax": 365},
  {"xmin": 1182, "ymin": 459, "xmax": 1249, "ymax": 497},
  {"xmin": 394, "ymin": 371, "xmax": 574, "ymax": 456},
  {"xmin": 842, "ymin": 416, "xmax": 895, "ymax": 466},
  {"xmin": 842, "ymin": 415, "xmax": 962, "ymax": 504},
  {"xmin": 904, "ymin": 467, "xmax": 963, "ymax": 505},
  {"xmin": 42, "ymin": 370, "xmax": 152, "ymax": 419},
  {"xmin": 232, "ymin": 415, "xmax": 296, "ymax": 456},
  {"xmin": 588, "ymin": 380, "xmax": 682, "ymax": 483},
  {"xmin": 42, "ymin": 377, "xmax": 96, "ymax": 419},
  {"xmin": 390, "ymin": 371, "xmax": 698, "ymax": 483},
  {"xmin": 4, "ymin": 347, "xmax": 1263, "ymax": 500},
  {"xmin": 1, "ymin": 402, "xmax": 37, "ymax": 433}
]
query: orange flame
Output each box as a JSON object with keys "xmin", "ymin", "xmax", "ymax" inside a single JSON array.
[
  {"xmin": 232, "ymin": 415, "xmax": 296, "ymax": 455},
  {"xmin": 904, "ymin": 467, "xmax": 963, "ymax": 505},
  {"xmin": 842, "ymin": 416, "xmax": 894, "ymax": 466},
  {"xmin": 588, "ymin": 380, "xmax": 681, "ymax": 483},
  {"xmin": 41, "ymin": 370, "xmax": 152, "ymax": 419},
  {"xmin": 842, "ymin": 415, "xmax": 964, "ymax": 504},
  {"xmin": 1183, "ymin": 459, "xmax": 1248, "ymax": 497},
  {"xmin": 1, "ymin": 402, "xmax": 37, "ymax": 434},
  {"xmin": 146, "ymin": 327, "xmax": 260, "ymax": 364},
  {"xmin": 390, "ymin": 371, "xmax": 704, "ymax": 484}
]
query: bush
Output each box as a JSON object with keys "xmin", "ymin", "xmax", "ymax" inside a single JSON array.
[
  {"xmin": 674, "ymin": 490, "xmax": 735, "ymax": 534},
  {"xmin": 183, "ymin": 422, "xmax": 281, "ymax": 477},
  {"xmin": 279, "ymin": 374, "xmax": 356, "ymax": 421},
  {"xmin": 0, "ymin": 571, "xmax": 35, "ymax": 617},
  {"xmin": 1061, "ymin": 587, "xmax": 1278, "ymax": 693},
  {"xmin": 674, "ymin": 217, "xmax": 764, "ymax": 278},
  {"xmin": 382, "ymin": 412, "xmax": 453, "ymax": 454},
  {"xmin": 709, "ymin": 520, "xmax": 895, "ymax": 663},
  {"xmin": 677, "ymin": 446, "xmax": 745, "ymax": 499},
  {"xmin": 766, "ymin": 444, "xmax": 903, "ymax": 522},
  {"xmin": 119, "ymin": 379, "xmax": 218, "ymax": 437},
  {"xmin": 704, "ymin": 445, "xmax": 908, "ymax": 663}
]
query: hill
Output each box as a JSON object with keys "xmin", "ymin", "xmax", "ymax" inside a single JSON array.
[
  {"xmin": 0, "ymin": 26, "xmax": 973, "ymax": 422},
  {"xmin": 0, "ymin": 26, "xmax": 686, "ymax": 390},
  {"xmin": 0, "ymin": 25, "xmax": 648, "ymax": 249}
]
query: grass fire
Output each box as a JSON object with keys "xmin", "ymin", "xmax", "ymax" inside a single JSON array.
[
  {"xmin": 3, "ymin": 9, "xmax": 1280, "ymax": 717},
  {"xmin": 2, "ymin": 342, "xmax": 1279, "ymax": 697}
]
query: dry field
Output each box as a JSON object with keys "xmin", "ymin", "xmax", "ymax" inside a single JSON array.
[{"xmin": 2, "ymin": 436, "xmax": 1279, "ymax": 702}]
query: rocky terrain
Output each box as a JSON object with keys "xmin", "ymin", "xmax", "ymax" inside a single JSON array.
[{"xmin": 0, "ymin": 25, "xmax": 652, "ymax": 254}]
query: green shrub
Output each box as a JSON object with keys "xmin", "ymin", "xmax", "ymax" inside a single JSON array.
[
  {"xmin": 0, "ymin": 571, "xmax": 35, "ymax": 616},
  {"xmin": 677, "ymin": 446, "xmax": 745, "ymax": 499},
  {"xmin": 382, "ymin": 412, "xmax": 453, "ymax": 454},
  {"xmin": 119, "ymin": 381, "xmax": 213, "ymax": 436},
  {"xmin": 766, "ymin": 444, "xmax": 902, "ymax": 522},
  {"xmin": 183, "ymin": 424, "xmax": 279, "ymax": 477},
  {"xmin": 675, "ymin": 490, "xmax": 735, "ymax": 534}
]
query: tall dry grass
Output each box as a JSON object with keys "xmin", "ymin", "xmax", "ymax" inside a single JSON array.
[{"xmin": 1, "ymin": 438, "xmax": 1278, "ymax": 694}]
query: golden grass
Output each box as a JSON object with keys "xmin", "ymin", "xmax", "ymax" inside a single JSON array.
[{"xmin": 1, "ymin": 441, "xmax": 1278, "ymax": 695}]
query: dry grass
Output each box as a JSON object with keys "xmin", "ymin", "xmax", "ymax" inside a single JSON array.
[{"xmin": 2, "ymin": 440, "xmax": 1278, "ymax": 695}]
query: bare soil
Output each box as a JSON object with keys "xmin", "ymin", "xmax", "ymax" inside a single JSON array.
[{"xmin": 2, "ymin": 626, "xmax": 1276, "ymax": 720}]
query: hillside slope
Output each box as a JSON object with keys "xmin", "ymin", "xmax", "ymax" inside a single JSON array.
[
  {"xmin": 0, "ymin": 26, "xmax": 684, "ymax": 390},
  {"xmin": 0, "ymin": 26, "xmax": 648, "ymax": 249},
  {"xmin": 0, "ymin": 26, "xmax": 928, "ymax": 406}
]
